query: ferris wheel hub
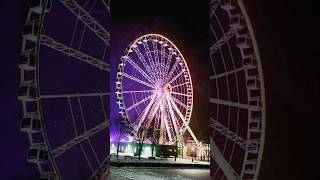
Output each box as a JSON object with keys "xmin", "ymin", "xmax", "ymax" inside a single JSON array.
[{"xmin": 163, "ymin": 84, "xmax": 172, "ymax": 94}]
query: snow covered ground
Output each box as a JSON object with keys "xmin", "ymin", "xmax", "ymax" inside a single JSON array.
[
  {"xmin": 110, "ymin": 154, "xmax": 210, "ymax": 165},
  {"xmin": 110, "ymin": 167, "xmax": 211, "ymax": 180},
  {"xmin": 110, "ymin": 154, "xmax": 210, "ymax": 179}
]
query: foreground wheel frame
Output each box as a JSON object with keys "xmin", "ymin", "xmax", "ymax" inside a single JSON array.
[
  {"xmin": 18, "ymin": 0, "xmax": 111, "ymax": 179},
  {"xmin": 209, "ymin": 0, "xmax": 266, "ymax": 179}
]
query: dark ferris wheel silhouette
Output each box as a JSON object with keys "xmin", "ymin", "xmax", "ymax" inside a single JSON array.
[
  {"xmin": 18, "ymin": 0, "xmax": 110, "ymax": 179},
  {"xmin": 209, "ymin": 0, "xmax": 265, "ymax": 179}
]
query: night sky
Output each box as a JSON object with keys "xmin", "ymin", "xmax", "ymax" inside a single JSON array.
[{"xmin": 1, "ymin": 0, "xmax": 319, "ymax": 179}]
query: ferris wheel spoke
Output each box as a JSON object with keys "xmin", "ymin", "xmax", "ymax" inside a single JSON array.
[
  {"xmin": 152, "ymin": 40, "xmax": 161, "ymax": 77},
  {"xmin": 210, "ymin": 138, "xmax": 240, "ymax": 180},
  {"xmin": 168, "ymin": 96, "xmax": 199, "ymax": 145},
  {"xmin": 164, "ymin": 49, "xmax": 173, "ymax": 78},
  {"xmin": 210, "ymin": 117, "xmax": 256, "ymax": 151},
  {"xmin": 168, "ymin": 71, "xmax": 184, "ymax": 85},
  {"xmin": 134, "ymin": 94, "xmax": 157, "ymax": 131},
  {"xmin": 141, "ymin": 96, "xmax": 163, "ymax": 137},
  {"xmin": 210, "ymin": 25, "xmax": 235, "ymax": 56},
  {"xmin": 40, "ymin": 92, "xmax": 109, "ymax": 99},
  {"xmin": 171, "ymin": 82, "xmax": 189, "ymax": 89},
  {"xmin": 210, "ymin": 0, "xmax": 220, "ymax": 18},
  {"xmin": 166, "ymin": 59, "xmax": 180, "ymax": 83},
  {"xmin": 51, "ymin": 121, "xmax": 108, "ymax": 158},
  {"xmin": 127, "ymin": 93, "xmax": 156, "ymax": 112},
  {"xmin": 171, "ymin": 91, "xmax": 192, "ymax": 98},
  {"xmin": 142, "ymin": 41, "xmax": 158, "ymax": 79},
  {"xmin": 126, "ymin": 56, "xmax": 155, "ymax": 85},
  {"xmin": 99, "ymin": 96, "xmax": 108, "ymax": 122},
  {"xmin": 170, "ymin": 95, "xmax": 188, "ymax": 110},
  {"xmin": 122, "ymin": 90, "xmax": 155, "ymax": 94},
  {"xmin": 67, "ymin": 98, "xmax": 98, "ymax": 173},
  {"xmin": 89, "ymin": 154, "xmax": 109, "ymax": 180},
  {"xmin": 210, "ymin": 66, "xmax": 247, "ymax": 80},
  {"xmin": 166, "ymin": 95, "xmax": 180, "ymax": 140},
  {"xmin": 77, "ymin": 97, "xmax": 103, "ymax": 171},
  {"xmin": 123, "ymin": 73, "xmax": 155, "ymax": 89},
  {"xmin": 133, "ymin": 47, "xmax": 157, "ymax": 81},
  {"xmin": 158, "ymin": 109, "xmax": 166, "ymax": 144},
  {"xmin": 59, "ymin": 0, "xmax": 110, "ymax": 46},
  {"xmin": 101, "ymin": 0, "xmax": 110, "ymax": 13},
  {"xmin": 160, "ymin": 43, "xmax": 167, "ymax": 79},
  {"xmin": 40, "ymin": 35, "xmax": 110, "ymax": 71},
  {"xmin": 161, "ymin": 107, "xmax": 173, "ymax": 143},
  {"xmin": 210, "ymin": 98, "xmax": 260, "ymax": 111}
]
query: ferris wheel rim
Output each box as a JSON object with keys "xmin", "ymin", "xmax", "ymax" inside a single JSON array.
[{"xmin": 117, "ymin": 33, "xmax": 194, "ymax": 144}]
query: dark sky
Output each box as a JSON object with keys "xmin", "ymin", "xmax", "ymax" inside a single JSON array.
[{"xmin": 1, "ymin": 0, "xmax": 319, "ymax": 179}]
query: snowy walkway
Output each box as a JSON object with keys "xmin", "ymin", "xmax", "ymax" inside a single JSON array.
[
  {"xmin": 110, "ymin": 154, "xmax": 210, "ymax": 168},
  {"xmin": 110, "ymin": 167, "xmax": 211, "ymax": 180}
]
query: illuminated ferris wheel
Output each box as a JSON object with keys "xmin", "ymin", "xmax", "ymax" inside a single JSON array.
[
  {"xmin": 209, "ymin": 0, "xmax": 266, "ymax": 180},
  {"xmin": 116, "ymin": 34, "xmax": 198, "ymax": 145},
  {"xmin": 18, "ymin": 0, "xmax": 110, "ymax": 179}
]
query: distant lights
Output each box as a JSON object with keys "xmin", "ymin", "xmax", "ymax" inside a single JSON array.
[
  {"xmin": 128, "ymin": 136, "xmax": 134, "ymax": 142},
  {"xmin": 121, "ymin": 55, "xmax": 128, "ymax": 60}
]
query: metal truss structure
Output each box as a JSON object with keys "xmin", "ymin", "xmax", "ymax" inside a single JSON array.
[
  {"xmin": 18, "ymin": 0, "xmax": 110, "ymax": 179},
  {"xmin": 116, "ymin": 34, "xmax": 198, "ymax": 145},
  {"xmin": 209, "ymin": 0, "xmax": 265, "ymax": 179}
]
